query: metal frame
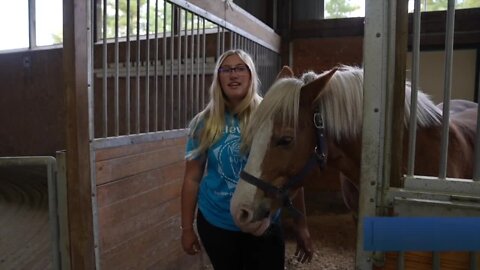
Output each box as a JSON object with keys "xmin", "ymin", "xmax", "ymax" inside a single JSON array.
[
  {"xmin": 360, "ymin": 0, "xmax": 480, "ymax": 269},
  {"xmin": 0, "ymin": 156, "xmax": 60, "ymax": 270}
]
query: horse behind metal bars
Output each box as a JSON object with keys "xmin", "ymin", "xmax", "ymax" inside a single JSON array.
[{"xmin": 230, "ymin": 65, "xmax": 477, "ymax": 236}]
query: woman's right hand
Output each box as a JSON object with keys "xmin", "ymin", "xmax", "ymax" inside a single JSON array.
[{"xmin": 181, "ymin": 228, "xmax": 201, "ymax": 255}]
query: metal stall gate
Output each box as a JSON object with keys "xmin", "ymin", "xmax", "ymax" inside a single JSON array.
[
  {"xmin": 63, "ymin": 0, "xmax": 280, "ymax": 269},
  {"xmin": 357, "ymin": 0, "xmax": 480, "ymax": 269}
]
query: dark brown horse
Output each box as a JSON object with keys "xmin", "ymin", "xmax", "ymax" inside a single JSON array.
[{"xmin": 230, "ymin": 65, "xmax": 477, "ymax": 235}]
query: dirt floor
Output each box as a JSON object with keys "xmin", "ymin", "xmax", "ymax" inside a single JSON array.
[{"xmin": 283, "ymin": 210, "xmax": 357, "ymax": 270}]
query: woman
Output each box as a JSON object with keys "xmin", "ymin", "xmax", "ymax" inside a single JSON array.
[{"xmin": 181, "ymin": 49, "xmax": 312, "ymax": 270}]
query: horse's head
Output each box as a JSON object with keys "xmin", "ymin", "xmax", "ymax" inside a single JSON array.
[{"xmin": 230, "ymin": 66, "xmax": 337, "ymax": 236}]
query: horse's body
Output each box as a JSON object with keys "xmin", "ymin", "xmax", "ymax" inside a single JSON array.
[{"xmin": 230, "ymin": 65, "xmax": 477, "ymax": 236}]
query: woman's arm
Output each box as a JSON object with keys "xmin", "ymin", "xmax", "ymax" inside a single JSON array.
[{"xmin": 181, "ymin": 158, "xmax": 205, "ymax": 255}]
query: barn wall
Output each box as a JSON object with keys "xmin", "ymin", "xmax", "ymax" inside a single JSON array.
[
  {"xmin": 0, "ymin": 48, "xmax": 65, "ymax": 157},
  {"xmin": 93, "ymin": 135, "xmax": 199, "ymax": 269}
]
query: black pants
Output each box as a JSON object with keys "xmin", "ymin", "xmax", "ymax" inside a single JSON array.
[{"xmin": 196, "ymin": 210, "xmax": 285, "ymax": 270}]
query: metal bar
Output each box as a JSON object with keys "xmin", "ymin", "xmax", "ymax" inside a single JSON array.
[
  {"xmin": 356, "ymin": 0, "xmax": 391, "ymax": 268},
  {"xmin": 439, "ymin": 0, "xmax": 455, "ymax": 179},
  {"xmin": 195, "ymin": 16, "xmax": 200, "ymax": 115},
  {"xmin": 184, "ymin": 10, "xmax": 188, "ymax": 127},
  {"xmin": 407, "ymin": 0, "xmax": 421, "ymax": 177},
  {"xmin": 432, "ymin": 252, "xmax": 440, "ymax": 270},
  {"xmin": 170, "ymin": 4, "xmax": 175, "ymax": 130},
  {"xmin": 114, "ymin": 0, "xmax": 120, "ymax": 136},
  {"xmin": 221, "ymin": 26, "xmax": 226, "ymax": 53},
  {"xmin": 125, "ymin": 0, "xmax": 131, "ymax": 135},
  {"xmin": 145, "ymin": 0, "xmax": 151, "ymax": 133},
  {"xmin": 28, "ymin": 0, "xmax": 36, "ymax": 48},
  {"xmin": 177, "ymin": 7, "xmax": 182, "ymax": 129},
  {"xmin": 470, "ymin": 252, "xmax": 478, "ymax": 270},
  {"xmin": 162, "ymin": 0, "xmax": 167, "ymax": 131},
  {"xmin": 190, "ymin": 13, "xmax": 195, "ymax": 121},
  {"xmin": 135, "ymin": 0, "xmax": 141, "ymax": 134},
  {"xmin": 154, "ymin": 0, "xmax": 159, "ymax": 131},
  {"xmin": 397, "ymin": 252, "xmax": 405, "ymax": 270},
  {"xmin": 216, "ymin": 25, "xmax": 221, "ymax": 60},
  {"xmin": 102, "ymin": 0, "xmax": 108, "ymax": 137},
  {"xmin": 0, "ymin": 157, "xmax": 60, "ymax": 270}
]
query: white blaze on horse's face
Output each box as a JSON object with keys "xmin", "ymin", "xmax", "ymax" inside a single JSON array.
[{"xmin": 230, "ymin": 119, "xmax": 273, "ymax": 236}]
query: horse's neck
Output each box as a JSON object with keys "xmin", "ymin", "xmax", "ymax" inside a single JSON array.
[{"xmin": 328, "ymin": 138, "xmax": 362, "ymax": 186}]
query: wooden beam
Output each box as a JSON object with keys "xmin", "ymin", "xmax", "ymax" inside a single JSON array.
[{"xmin": 63, "ymin": 0, "xmax": 95, "ymax": 268}]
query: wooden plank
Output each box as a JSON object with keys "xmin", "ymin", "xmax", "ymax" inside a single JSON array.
[
  {"xmin": 99, "ymin": 196, "xmax": 181, "ymax": 251},
  {"xmin": 186, "ymin": 0, "xmax": 280, "ymax": 52},
  {"xmin": 95, "ymin": 137, "xmax": 186, "ymax": 161},
  {"xmin": 96, "ymin": 161, "xmax": 184, "ymax": 207},
  {"xmin": 95, "ymin": 144, "xmax": 184, "ymax": 185},
  {"xmin": 100, "ymin": 215, "xmax": 184, "ymax": 270},
  {"xmin": 379, "ymin": 252, "xmax": 479, "ymax": 270},
  {"xmin": 98, "ymin": 179, "xmax": 182, "ymax": 228}
]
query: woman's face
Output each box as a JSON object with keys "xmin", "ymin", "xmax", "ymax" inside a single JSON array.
[{"xmin": 218, "ymin": 54, "xmax": 252, "ymax": 108}]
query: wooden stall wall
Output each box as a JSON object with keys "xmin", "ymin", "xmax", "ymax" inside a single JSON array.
[
  {"xmin": 94, "ymin": 135, "xmax": 197, "ymax": 269},
  {"xmin": 0, "ymin": 48, "xmax": 65, "ymax": 157}
]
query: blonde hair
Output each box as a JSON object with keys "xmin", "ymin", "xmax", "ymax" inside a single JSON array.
[{"xmin": 186, "ymin": 49, "xmax": 262, "ymax": 159}]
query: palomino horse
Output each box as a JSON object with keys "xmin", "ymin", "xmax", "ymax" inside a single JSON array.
[{"xmin": 230, "ymin": 65, "xmax": 477, "ymax": 236}]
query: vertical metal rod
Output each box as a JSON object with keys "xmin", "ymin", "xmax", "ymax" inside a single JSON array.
[
  {"xmin": 170, "ymin": 4, "xmax": 174, "ymax": 130},
  {"xmin": 407, "ymin": 0, "xmax": 421, "ymax": 177},
  {"xmin": 126, "ymin": 0, "xmax": 131, "ymax": 135},
  {"xmin": 135, "ymin": 0, "xmax": 141, "ymax": 134},
  {"xmin": 145, "ymin": 0, "xmax": 151, "ymax": 133},
  {"xmin": 162, "ymin": 0, "xmax": 167, "ymax": 131},
  {"xmin": 233, "ymin": 32, "xmax": 237, "ymax": 49},
  {"xmin": 432, "ymin": 252, "xmax": 440, "ymax": 270},
  {"xmin": 221, "ymin": 27, "xmax": 226, "ymax": 53},
  {"xmin": 190, "ymin": 14, "xmax": 195, "ymax": 121},
  {"xmin": 114, "ymin": 0, "xmax": 120, "ymax": 136},
  {"xmin": 177, "ymin": 8, "xmax": 182, "ymax": 130},
  {"xmin": 216, "ymin": 25, "xmax": 221, "ymax": 59},
  {"xmin": 154, "ymin": 0, "xmax": 159, "ymax": 131},
  {"xmin": 438, "ymin": 0, "xmax": 455, "ymax": 179},
  {"xmin": 184, "ymin": 11, "xmax": 188, "ymax": 127},
  {"xmin": 102, "ymin": 0, "xmax": 108, "ymax": 137},
  {"xmin": 195, "ymin": 16, "xmax": 200, "ymax": 115},
  {"xmin": 470, "ymin": 252, "xmax": 478, "ymax": 270},
  {"xmin": 397, "ymin": 252, "xmax": 405, "ymax": 270}
]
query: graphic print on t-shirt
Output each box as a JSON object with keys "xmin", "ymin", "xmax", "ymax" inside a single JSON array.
[{"xmin": 212, "ymin": 128, "xmax": 246, "ymax": 190}]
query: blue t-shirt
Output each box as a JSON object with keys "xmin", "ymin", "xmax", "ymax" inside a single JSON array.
[{"xmin": 186, "ymin": 113, "xmax": 246, "ymax": 231}]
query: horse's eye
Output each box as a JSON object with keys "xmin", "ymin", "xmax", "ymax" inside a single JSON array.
[{"xmin": 276, "ymin": 136, "xmax": 293, "ymax": 146}]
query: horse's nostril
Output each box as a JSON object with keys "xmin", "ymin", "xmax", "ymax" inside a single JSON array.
[{"xmin": 238, "ymin": 208, "xmax": 253, "ymax": 224}]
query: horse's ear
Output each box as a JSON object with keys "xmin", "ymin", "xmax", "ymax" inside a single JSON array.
[
  {"xmin": 276, "ymin": 66, "xmax": 294, "ymax": 80},
  {"xmin": 300, "ymin": 68, "xmax": 337, "ymax": 107}
]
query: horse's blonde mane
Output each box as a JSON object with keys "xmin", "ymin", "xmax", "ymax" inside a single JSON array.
[{"xmin": 244, "ymin": 65, "xmax": 442, "ymax": 146}]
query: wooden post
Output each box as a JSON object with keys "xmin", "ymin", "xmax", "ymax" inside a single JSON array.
[{"xmin": 63, "ymin": 0, "xmax": 96, "ymax": 268}]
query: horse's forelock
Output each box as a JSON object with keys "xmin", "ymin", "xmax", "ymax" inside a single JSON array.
[{"xmin": 244, "ymin": 78, "xmax": 303, "ymax": 147}]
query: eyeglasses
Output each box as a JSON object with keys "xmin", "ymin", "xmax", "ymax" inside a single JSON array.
[{"xmin": 218, "ymin": 65, "xmax": 249, "ymax": 75}]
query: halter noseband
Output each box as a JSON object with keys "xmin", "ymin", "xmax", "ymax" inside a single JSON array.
[{"xmin": 240, "ymin": 107, "xmax": 328, "ymax": 218}]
